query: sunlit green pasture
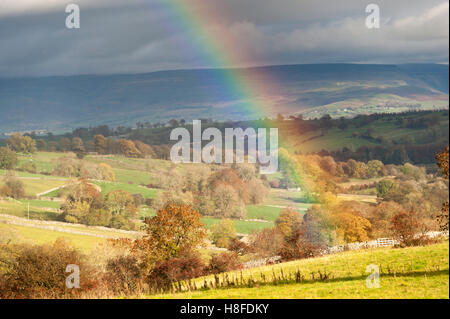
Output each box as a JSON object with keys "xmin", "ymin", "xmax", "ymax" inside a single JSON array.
[{"xmin": 149, "ymin": 242, "xmax": 449, "ymax": 299}]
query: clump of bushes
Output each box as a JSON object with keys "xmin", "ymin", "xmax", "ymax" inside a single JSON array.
[
  {"xmin": 60, "ymin": 180, "xmax": 137, "ymax": 230},
  {"xmin": 19, "ymin": 162, "xmax": 37, "ymax": 174},
  {"xmin": 0, "ymin": 174, "xmax": 25, "ymax": 199},
  {"xmin": 0, "ymin": 240, "xmax": 99, "ymax": 299},
  {"xmin": 390, "ymin": 211, "xmax": 438, "ymax": 247},
  {"xmin": 52, "ymin": 158, "xmax": 115, "ymax": 181},
  {"xmin": 228, "ymin": 238, "xmax": 251, "ymax": 256},
  {"xmin": 147, "ymin": 249, "xmax": 206, "ymax": 292},
  {"xmin": 0, "ymin": 147, "xmax": 18, "ymax": 170},
  {"xmin": 207, "ymin": 252, "xmax": 243, "ymax": 275},
  {"xmin": 210, "ymin": 219, "xmax": 237, "ymax": 248},
  {"xmin": 104, "ymin": 255, "xmax": 143, "ymax": 295}
]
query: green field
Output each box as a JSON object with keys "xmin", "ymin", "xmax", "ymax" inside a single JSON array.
[
  {"xmin": 246, "ymin": 205, "xmax": 282, "ymax": 221},
  {"xmin": 201, "ymin": 217, "xmax": 274, "ymax": 234},
  {"xmin": 92, "ymin": 181, "xmax": 159, "ymax": 199},
  {"xmin": 0, "ymin": 200, "xmax": 60, "ymax": 220},
  {"xmin": 149, "ymin": 242, "xmax": 449, "ymax": 299},
  {"xmin": 267, "ymin": 189, "xmax": 314, "ymax": 210},
  {"xmin": 17, "ymin": 152, "xmax": 75, "ymax": 173},
  {"xmin": 289, "ymin": 110, "xmax": 449, "ymax": 153},
  {"xmin": 0, "ymin": 223, "xmax": 106, "ymax": 253},
  {"xmin": 18, "ymin": 199, "xmax": 61, "ymax": 209},
  {"xmin": 0, "ymin": 175, "xmax": 68, "ymax": 197}
]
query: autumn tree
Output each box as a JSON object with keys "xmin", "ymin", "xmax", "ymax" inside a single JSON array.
[
  {"xmin": 207, "ymin": 252, "xmax": 243, "ymax": 274},
  {"xmin": 275, "ymin": 208, "xmax": 302, "ymax": 239},
  {"xmin": 105, "ymin": 190, "xmax": 137, "ymax": 216},
  {"xmin": 368, "ymin": 201, "xmax": 404, "ymax": 238},
  {"xmin": 209, "ymin": 168, "xmax": 250, "ymax": 205},
  {"xmin": 301, "ymin": 207, "xmax": 334, "ymax": 247},
  {"xmin": 376, "ymin": 179, "xmax": 395, "ymax": 198},
  {"xmin": 367, "ymin": 160, "xmax": 386, "ymax": 178},
  {"xmin": 247, "ymin": 178, "xmax": 268, "ymax": 204},
  {"xmin": 210, "ymin": 219, "xmax": 237, "ymax": 248},
  {"xmin": 0, "ymin": 147, "xmax": 17, "ymax": 170},
  {"xmin": 212, "ymin": 184, "xmax": 245, "ymax": 218},
  {"xmin": 105, "ymin": 190, "xmax": 138, "ymax": 230},
  {"xmin": 249, "ymin": 228, "xmax": 284, "ymax": 258},
  {"xmin": 152, "ymin": 189, "xmax": 193, "ymax": 212},
  {"xmin": 58, "ymin": 138, "xmax": 71, "ymax": 152},
  {"xmin": 329, "ymin": 203, "xmax": 372, "ymax": 244},
  {"xmin": 0, "ymin": 175, "xmax": 25, "ymax": 199},
  {"xmin": 319, "ymin": 156, "xmax": 337, "ymax": 176},
  {"xmin": 117, "ymin": 139, "xmax": 142, "ymax": 158},
  {"xmin": 232, "ymin": 163, "xmax": 257, "ymax": 182},
  {"xmin": 133, "ymin": 140, "xmax": 155, "ymax": 158},
  {"xmin": 94, "ymin": 134, "xmax": 107, "ymax": 154},
  {"xmin": 60, "ymin": 180, "xmax": 103, "ymax": 224},
  {"xmin": 279, "ymin": 227, "xmax": 324, "ymax": 261},
  {"xmin": 436, "ymin": 146, "xmax": 449, "ymax": 231},
  {"xmin": 36, "ymin": 139, "xmax": 47, "ymax": 151},
  {"xmin": 98, "ymin": 163, "xmax": 116, "ymax": 182},
  {"xmin": 6, "ymin": 133, "xmax": 36, "ymax": 154},
  {"xmin": 390, "ymin": 211, "xmax": 423, "ymax": 247},
  {"xmin": 135, "ymin": 203, "xmax": 207, "ymax": 268},
  {"xmin": 72, "ymin": 137, "xmax": 86, "ymax": 158}
]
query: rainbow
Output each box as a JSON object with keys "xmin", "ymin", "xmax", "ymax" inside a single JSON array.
[
  {"xmin": 156, "ymin": 0, "xmax": 331, "ymax": 204},
  {"xmin": 162, "ymin": 0, "xmax": 283, "ymax": 120}
]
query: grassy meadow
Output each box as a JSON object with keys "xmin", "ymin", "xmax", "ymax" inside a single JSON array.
[
  {"xmin": 0, "ymin": 152, "xmax": 316, "ymax": 235},
  {"xmin": 150, "ymin": 242, "xmax": 449, "ymax": 299}
]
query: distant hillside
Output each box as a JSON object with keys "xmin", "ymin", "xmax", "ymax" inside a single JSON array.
[
  {"xmin": 123, "ymin": 109, "xmax": 448, "ymax": 165},
  {"xmin": 0, "ymin": 64, "xmax": 448, "ymax": 133}
]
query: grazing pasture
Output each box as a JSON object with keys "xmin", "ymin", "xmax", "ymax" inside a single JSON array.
[{"xmin": 150, "ymin": 242, "xmax": 449, "ymax": 299}]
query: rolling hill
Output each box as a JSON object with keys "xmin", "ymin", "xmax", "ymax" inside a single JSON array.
[{"xmin": 0, "ymin": 64, "xmax": 448, "ymax": 134}]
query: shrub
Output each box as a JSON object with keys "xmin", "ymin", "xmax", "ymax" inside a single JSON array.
[
  {"xmin": 210, "ymin": 219, "xmax": 237, "ymax": 248},
  {"xmin": 6, "ymin": 133, "xmax": 36, "ymax": 154},
  {"xmin": 269, "ymin": 178, "xmax": 281, "ymax": 188},
  {"xmin": 85, "ymin": 209, "xmax": 112, "ymax": 227},
  {"xmin": 105, "ymin": 190, "xmax": 138, "ymax": 218},
  {"xmin": 228, "ymin": 238, "xmax": 251, "ymax": 256},
  {"xmin": 60, "ymin": 180, "xmax": 103, "ymax": 223},
  {"xmin": 147, "ymin": 250, "xmax": 206, "ymax": 292},
  {"xmin": 104, "ymin": 255, "xmax": 143, "ymax": 295},
  {"xmin": 98, "ymin": 163, "xmax": 115, "ymax": 182},
  {"xmin": 0, "ymin": 240, "xmax": 98, "ymax": 299},
  {"xmin": 275, "ymin": 208, "xmax": 302, "ymax": 239},
  {"xmin": 212, "ymin": 183, "xmax": 246, "ymax": 219},
  {"xmin": 0, "ymin": 147, "xmax": 18, "ymax": 169},
  {"xmin": 390, "ymin": 211, "xmax": 426, "ymax": 247},
  {"xmin": 247, "ymin": 178, "xmax": 268, "ymax": 204},
  {"xmin": 20, "ymin": 161, "xmax": 37, "ymax": 174},
  {"xmin": 279, "ymin": 228, "xmax": 325, "ymax": 261},
  {"xmin": 2, "ymin": 176, "xmax": 25, "ymax": 199},
  {"xmin": 250, "ymin": 228, "xmax": 284, "ymax": 258},
  {"xmin": 376, "ymin": 179, "xmax": 395, "ymax": 198},
  {"xmin": 110, "ymin": 215, "xmax": 134, "ymax": 230},
  {"xmin": 135, "ymin": 203, "xmax": 207, "ymax": 265},
  {"xmin": 207, "ymin": 252, "xmax": 243, "ymax": 275},
  {"xmin": 0, "ymin": 185, "xmax": 12, "ymax": 198}
]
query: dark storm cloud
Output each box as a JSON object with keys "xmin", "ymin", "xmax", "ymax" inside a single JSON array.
[{"xmin": 0, "ymin": 0, "xmax": 448, "ymax": 77}]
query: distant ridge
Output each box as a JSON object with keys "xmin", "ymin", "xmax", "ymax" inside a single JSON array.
[{"xmin": 0, "ymin": 63, "xmax": 448, "ymax": 133}]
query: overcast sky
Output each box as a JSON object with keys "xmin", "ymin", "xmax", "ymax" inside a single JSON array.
[{"xmin": 0, "ymin": 0, "xmax": 448, "ymax": 77}]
